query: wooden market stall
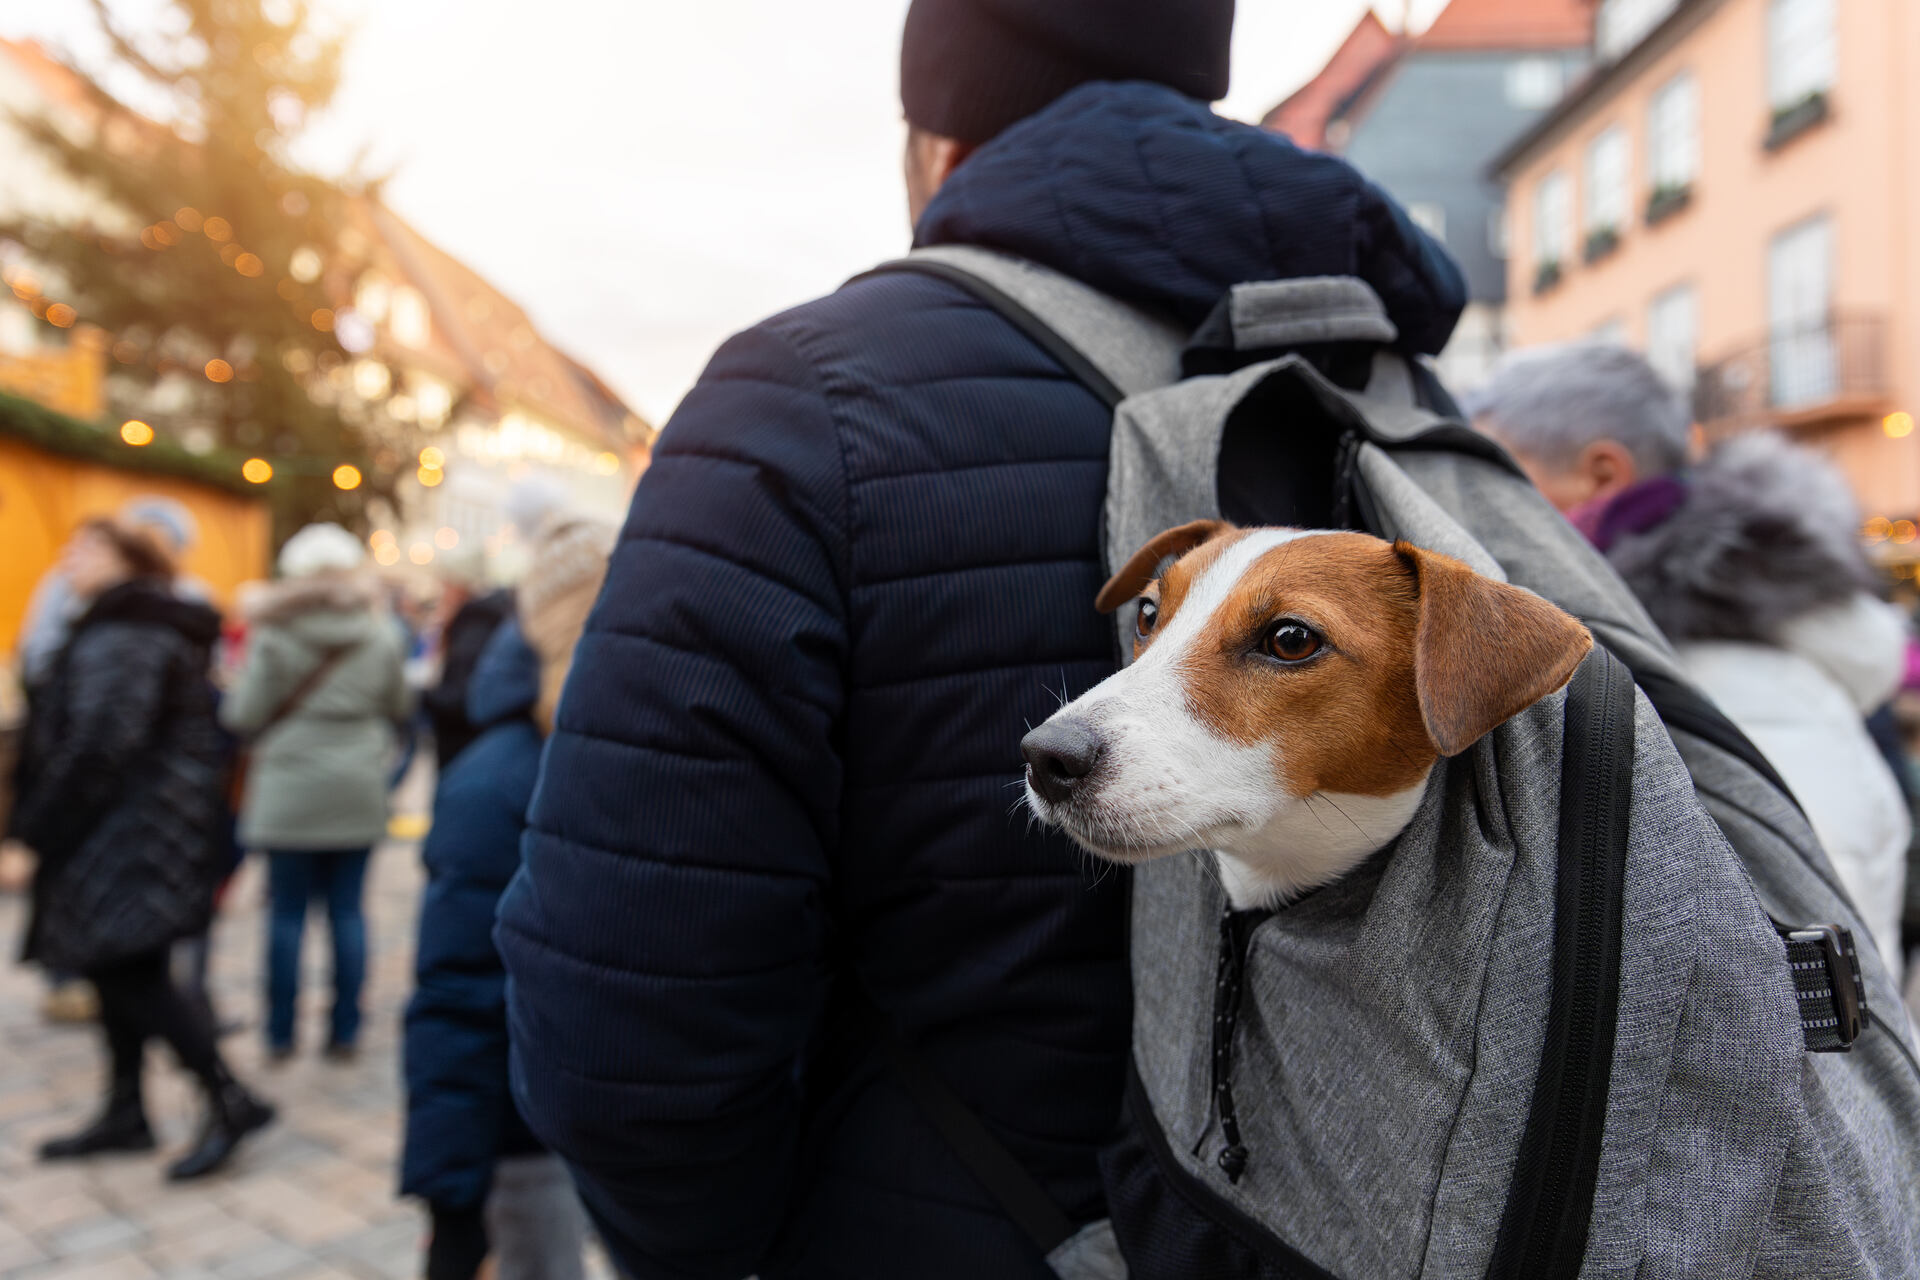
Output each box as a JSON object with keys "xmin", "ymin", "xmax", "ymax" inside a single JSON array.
[{"xmin": 0, "ymin": 390, "xmax": 270, "ymax": 658}]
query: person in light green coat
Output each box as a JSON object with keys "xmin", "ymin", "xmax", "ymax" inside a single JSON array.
[{"xmin": 222, "ymin": 523, "xmax": 409, "ymax": 1060}]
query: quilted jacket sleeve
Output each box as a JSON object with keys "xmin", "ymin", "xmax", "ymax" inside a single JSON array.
[
  {"xmin": 495, "ymin": 318, "xmax": 847, "ymax": 1280},
  {"xmin": 401, "ymin": 725, "xmax": 540, "ymax": 1211}
]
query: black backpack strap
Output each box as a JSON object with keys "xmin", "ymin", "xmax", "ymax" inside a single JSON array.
[
  {"xmin": 1623, "ymin": 663, "xmax": 1804, "ymax": 818},
  {"xmin": 1488, "ymin": 648, "xmax": 1635, "ymax": 1280},
  {"xmin": 1778, "ymin": 922, "xmax": 1869, "ymax": 1052},
  {"xmin": 856, "ymin": 995, "xmax": 1076, "ymax": 1257}
]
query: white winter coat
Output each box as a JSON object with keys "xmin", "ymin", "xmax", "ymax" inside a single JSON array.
[{"xmin": 1677, "ymin": 593, "xmax": 1910, "ymax": 976}]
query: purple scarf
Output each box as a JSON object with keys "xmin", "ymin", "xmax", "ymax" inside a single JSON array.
[{"xmin": 1569, "ymin": 475, "xmax": 1689, "ymax": 553}]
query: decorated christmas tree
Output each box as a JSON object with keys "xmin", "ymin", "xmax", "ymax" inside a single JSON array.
[{"xmin": 0, "ymin": 0, "xmax": 395, "ymax": 538}]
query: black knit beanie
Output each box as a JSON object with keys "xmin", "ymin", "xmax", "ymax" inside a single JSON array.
[{"xmin": 901, "ymin": 0, "xmax": 1235, "ymax": 144}]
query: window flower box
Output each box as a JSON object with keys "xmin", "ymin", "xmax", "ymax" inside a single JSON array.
[
  {"xmin": 1533, "ymin": 259, "xmax": 1564, "ymax": 295},
  {"xmin": 1765, "ymin": 90, "xmax": 1829, "ymax": 152},
  {"xmin": 1645, "ymin": 182, "xmax": 1692, "ymax": 226},
  {"xmin": 1583, "ymin": 225, "xmax": 1621, "ymax": 264}
]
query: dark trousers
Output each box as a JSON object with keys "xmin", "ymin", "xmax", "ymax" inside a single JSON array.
[
  {"xmin": 265, "ymin": 849, "xmax": 371, "ymax": 1049},
  {"xmin": 89, "ymin": 949, "xmax": 221, "ymax": 1088}
]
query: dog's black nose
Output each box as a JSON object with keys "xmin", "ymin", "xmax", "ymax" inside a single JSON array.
[{"xmin": 1022, "ymin": 718, "xmax": 1103, "ymax": 805}]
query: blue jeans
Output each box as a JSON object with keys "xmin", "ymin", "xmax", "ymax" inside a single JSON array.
[{"xmin": 265, "ymin": 849, "xmax": 371, "ymax": 1050}]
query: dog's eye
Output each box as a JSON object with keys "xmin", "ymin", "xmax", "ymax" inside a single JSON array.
[
  {"xmin": 1264, "ymin": 621, "xmax": 1321, "ymax": 663},
  {"xmin": 1135, "ymin": 599, "xmax": 1159, "ymax": 637}
]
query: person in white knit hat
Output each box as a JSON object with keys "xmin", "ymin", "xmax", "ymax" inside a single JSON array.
[{"xmin": 222, "ymin": 524, "xmax": 411, "ymax": 1061}]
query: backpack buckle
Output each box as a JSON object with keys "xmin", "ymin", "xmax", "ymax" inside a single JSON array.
[{"xmin": 1787, "ymin": 924, "xmax": 1865, "ymax": 1050}]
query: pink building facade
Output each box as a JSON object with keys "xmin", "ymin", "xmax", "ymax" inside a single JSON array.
[{"xmin": 1496, "ymin": 0, "xmax": 1920, "ymax": 536}]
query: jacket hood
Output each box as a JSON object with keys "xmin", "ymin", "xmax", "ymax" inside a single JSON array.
[
  {"xmin": 78, "ymin": 577, "xmax": 221, "ymax": 650},
  {"xmin": 243, "ymin": 573, "xmax": 387, "ymax": 648},
  {"xmin": 466, "ymin": 617, "xmax": 539, "ymax": 728},
  {"xmin": 914, "ymin": 81, "xmax": 1466, "ymax": 354},
  {"xmin": 1773, "ymin": 593, "xmax": 1908, "ymax": 713},
  {"xmin": 1606, "ymin": 433, "xmax": 1878, "ymax": 647}
]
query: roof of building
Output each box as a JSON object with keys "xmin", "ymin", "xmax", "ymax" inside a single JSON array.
[
  {"xmin": 1261, "ymin": 12, "xmax": 1402, "ymax": 148},
  {"xmin": 1489, "ymin": 0, "xmax": 1718, "ymax": 177},
  {"xmin": 1261, "ymin": 0, "xmax": 1594, "ymax": 149},
  {"xmin": 0, "ymin": 38, "xmax": 98, "ymax": 116},
  {"xmin": 1418, "ymin": 0, "xmax": 1594, "ymax": 50},
  {"xmin": 358, "ymin": 202, "xmax": 649, "ymax": 452}
]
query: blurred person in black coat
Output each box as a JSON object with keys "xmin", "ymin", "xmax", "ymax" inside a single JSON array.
[{"xmin": 12, "ymin": 517, "xmax": 274, "ymax": 1180}]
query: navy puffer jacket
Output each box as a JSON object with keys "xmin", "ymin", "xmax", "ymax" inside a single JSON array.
[
  {"xmin": 496, "ymin": 81, "xmax": 1463, "ymax": 1280},
  {"xmin": 402, "ymin": 622, "xmax": 544, "ymax": 1210}
]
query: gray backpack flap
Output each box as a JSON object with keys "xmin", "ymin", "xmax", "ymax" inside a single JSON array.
[{"xmin": 862, "ymin": 249, "xmax": 1920, "ymax": 1278}]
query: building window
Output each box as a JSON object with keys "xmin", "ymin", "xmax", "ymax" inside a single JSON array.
[
  {"xmin": 1533, "ymin": 169, "xmax": 1572, "ymax": 282},
  {"xmin": 1584, "ymin": 127, "xmax": 1631, "ymax": 233},
  {"xmin": 1588, "ymin": 318, "xmax": 1629, "ymax": 346},
  {"xmin": 1768, "ymin": 0, "xmax": 1835, "ymax": 110},
  {"xmin": 1768, "ymin": 214, "xmax": 1834, "ymax": 407},
  {"xmin": 353, "ymin": 272, "xmax": 391, "ymax": 324},
  {"xmin": 1506, "ymin": 58, "xmax": 1565, "ymax": 109},
  {"xmin": 1583, "ymin": 127, "xmax": 1630, "ymax": 261},
  {"xmin": 1647, "ymin": 73, "xmax": 1699, "ymax": 192},
  {"xmin": 1647, "ymin": 283, "xmax": 1699, "ymax": 393},
  {"xmin": 1596, "ymin": 0, "xmax": 1681, "ymax": 61},
  {"xmin": 390, "ymin": 286, "xmax": 431, "ymax": 349},
  {"xmin": 1408, "ymin": 202, "xmax": 1447, "ymax": 243}
]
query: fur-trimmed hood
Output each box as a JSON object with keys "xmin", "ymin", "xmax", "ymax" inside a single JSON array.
[
  {"xmin": 241, "ymin": 572, "xmax": 381, "ymax": 625},
  {"xmin": 240, "ymin": 572, "xmax": 387, "ymax": 651},
  {"xmin": 1605, "ymin": 433, "xmax": 1877, "ymax": 646}
]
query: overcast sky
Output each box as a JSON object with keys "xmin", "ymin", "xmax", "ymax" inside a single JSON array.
[{"xmin": 13, "ymin": 0, "xmax": 1449, "ymax": 425}]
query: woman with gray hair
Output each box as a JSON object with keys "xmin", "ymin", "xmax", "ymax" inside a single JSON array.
[
  {"xmin": 1472, "ymin": 343, "xmax": 1910, "ymax": 974},
  {"xmin": 223, "ymin": 523, "xmax": 410, "ymax": 1060}
]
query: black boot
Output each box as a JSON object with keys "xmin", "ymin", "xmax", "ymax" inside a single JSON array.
[
  {"xmin": 39, "ymin": 1072, "xmax": 155, "ymax": 1160},
  {"xmin": 165, "ymin": 1064, "xmax": 275, "ymax": 1181}
]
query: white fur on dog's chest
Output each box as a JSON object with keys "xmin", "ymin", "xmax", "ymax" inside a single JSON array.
[{"xmin": 1208, "ymin": 773, "xmax": 1432, "ymax": 910}]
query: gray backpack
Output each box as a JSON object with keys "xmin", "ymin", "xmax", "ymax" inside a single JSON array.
[{"xmin": 869, "ymin": 247, "xmax": 1920, "ymax": 1279}]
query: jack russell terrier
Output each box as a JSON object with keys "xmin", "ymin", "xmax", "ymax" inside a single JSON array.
[{"xmin": 1021, "ymin": 520, "xmax": 1593, "ymax": 910}]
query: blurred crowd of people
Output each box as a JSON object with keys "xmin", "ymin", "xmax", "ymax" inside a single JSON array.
[
  {"xmin": 4, "ymin": 0, "xmax": 1919, "ymax": 1276},
  {"xmin": 0, "ymin": 479, "xmax": 619, "ymax": 1277}
]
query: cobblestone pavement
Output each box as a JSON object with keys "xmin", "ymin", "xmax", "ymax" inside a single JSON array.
[{"xmin": 0, "ymin": 772, "xmax": 614, "ymax": 1280}]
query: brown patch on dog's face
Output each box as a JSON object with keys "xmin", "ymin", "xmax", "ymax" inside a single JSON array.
[
  {"xmin": 1110, "ymin": 524, "xmax": 1250, "ymax": 660},
  {"xmin": 1178, "ymin": 533, "xmax": 1436, "ymax": 799},
  {"xmin": 1097, "ymin": 519, "xmax": 1237, "ymax": 616},
  {"xmin": 1094, "ymin": 524, "xmax": 1593, "ymax": 803}
]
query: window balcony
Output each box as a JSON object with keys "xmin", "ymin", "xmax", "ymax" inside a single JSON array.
[{"xmin": 1693, "ymin": 313, "xmax": 1889, "ymax": 431}]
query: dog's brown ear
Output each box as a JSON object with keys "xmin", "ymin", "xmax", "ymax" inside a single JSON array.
[
  {"xmin": 1095, "ymin": 519, "xmax": 1233, "ymax": 613},
  {"xmin": 1397, "ymin": 541, "xmax": 1593, "ymax": 757}
]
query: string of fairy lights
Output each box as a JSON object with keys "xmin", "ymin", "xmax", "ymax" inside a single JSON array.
[{"xmin": 3, "ymin": 201, "xmax": 385, "ymax": 489}]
